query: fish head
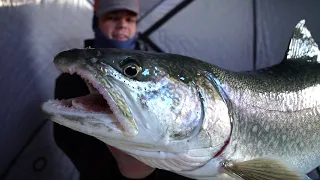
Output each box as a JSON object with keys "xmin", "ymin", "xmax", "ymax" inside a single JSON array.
[{"xmin": 42, "ymin": 48, "xmax": 231, "ymax": 176}]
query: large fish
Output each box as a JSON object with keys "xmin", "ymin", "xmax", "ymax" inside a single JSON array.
[{"xmin": 42, "ymin": 20, "xmax": 320, "ymax": 180}]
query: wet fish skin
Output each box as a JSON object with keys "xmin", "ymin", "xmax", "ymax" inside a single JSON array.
[
  {"xmin": 42, "ymin": 20, "xmax": 320, "ymax": 180},
  {"xmin": 220, "ymin": 60, "xmax": 320, "ymax": 173}
]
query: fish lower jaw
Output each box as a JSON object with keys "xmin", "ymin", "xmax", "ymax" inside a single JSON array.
[
  {"xmin": 50, "ymin": 65, "xmax": 137, "ymax": 136},
  {"xmin": 42, "ymin": 99, "xmax": 126, "ymax": 134}
]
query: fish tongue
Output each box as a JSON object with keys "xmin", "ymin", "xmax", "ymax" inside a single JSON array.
[{"xmin": 71, "ymin": 93, "xmax": 112, "ymax": 113}]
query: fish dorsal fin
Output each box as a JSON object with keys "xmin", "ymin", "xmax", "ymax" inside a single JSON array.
[
  {"xmin": 220, "ymin": 158, "xmax": 310, "ymax": 180},
  {"xmin": 285, "ymin": 19, "xmax": 320, "ymax": 63}
]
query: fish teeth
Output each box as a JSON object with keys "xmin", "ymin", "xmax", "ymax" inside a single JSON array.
[
  {"xmin": 85, "ymin": 80, "xmax": 99, "ymax": 94},
  {"xmin": 68, "ymin": 66, "xmax": 76, "ymax": 74}
]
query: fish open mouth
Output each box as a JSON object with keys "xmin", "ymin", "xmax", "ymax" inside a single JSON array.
[{"xmin": 42, "ymin": 65, "xmax": 138, "ymax": 136}]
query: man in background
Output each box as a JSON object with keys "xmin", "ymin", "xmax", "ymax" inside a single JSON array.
[
  {"xmin": 89, "ymin": 0, "xmax": 151, "ymax": 51},
  {"xmin": 54, "ymin": 0, "xmax": 189, "ymax": 179}
]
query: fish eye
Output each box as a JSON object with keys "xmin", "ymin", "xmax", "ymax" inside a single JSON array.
[{"xmin": 123, "ymin": 63, "xmax": 141, "ymax": 78}]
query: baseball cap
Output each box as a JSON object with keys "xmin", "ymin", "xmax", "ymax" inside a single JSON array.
[{"xmin": 95, "ymin": 0, "xmax": 139, "ymax": 17}]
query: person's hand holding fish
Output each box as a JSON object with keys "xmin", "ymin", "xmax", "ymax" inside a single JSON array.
[{"xmin": 108, "ymin": 146, "xmax": 155, "ymax": 179}]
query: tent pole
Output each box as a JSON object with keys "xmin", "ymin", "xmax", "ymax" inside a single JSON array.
[
  {"xmin": 143, "ymin": 0, "xmax": 195, "ymax": 37},
  {"xmin": 139, "ymin": 0, "xmax": 194, "ymax": 53},
  {"xmin": 137, "ymin": 0, "xmax": 166, "ymax": 24},
  {"xmin": 252, "ymin": 0, "xmax": 257, "ymax": 70}
]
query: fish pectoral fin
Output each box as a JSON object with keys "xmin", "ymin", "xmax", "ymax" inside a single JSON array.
[{"xmin": 220, "ymin": 158, "xmax": 309, "ymax": 180}]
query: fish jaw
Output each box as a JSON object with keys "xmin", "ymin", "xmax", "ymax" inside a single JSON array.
[
  {"xmin": 42, "ymin": 58, "xmax": 138, "ymax": 137},
  {"xmin": 42, "ymin": 49, "xmax": 206, "ymax": 152}
]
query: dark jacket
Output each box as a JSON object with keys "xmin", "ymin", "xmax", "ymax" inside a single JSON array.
[{"xmin": 53, "ymin": 38, "xmax": 191, "ymax": 180}]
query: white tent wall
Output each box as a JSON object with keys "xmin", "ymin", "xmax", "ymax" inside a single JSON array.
[
  {"xmin": 1, "ymin": 0, "xmax": 320, "ymax": 179},
  {"xmin": 0, "ymin": 1, "xmax": 93, "ymax": 179},
  {"xmin": 144, "ymin": 0, "xmax": 320, "ymax": 71},
  {"xmin": 146, "ymin": 0, "xmax": 254, "ymax": 71}
]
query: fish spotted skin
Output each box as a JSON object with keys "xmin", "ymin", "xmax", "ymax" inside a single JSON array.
[{"xmin": 220, "ymin": 60, "xmax": 320, "ymax": 174}]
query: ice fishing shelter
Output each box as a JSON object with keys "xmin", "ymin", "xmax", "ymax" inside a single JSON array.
[{"xmin": 1, "ymin": 0, "xmax": 320, "ymax": 179}]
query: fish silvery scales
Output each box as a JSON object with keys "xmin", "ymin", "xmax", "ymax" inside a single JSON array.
[{"xmin": 42, "ymin": 20, "xmax": 320, "ymax": 180}]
